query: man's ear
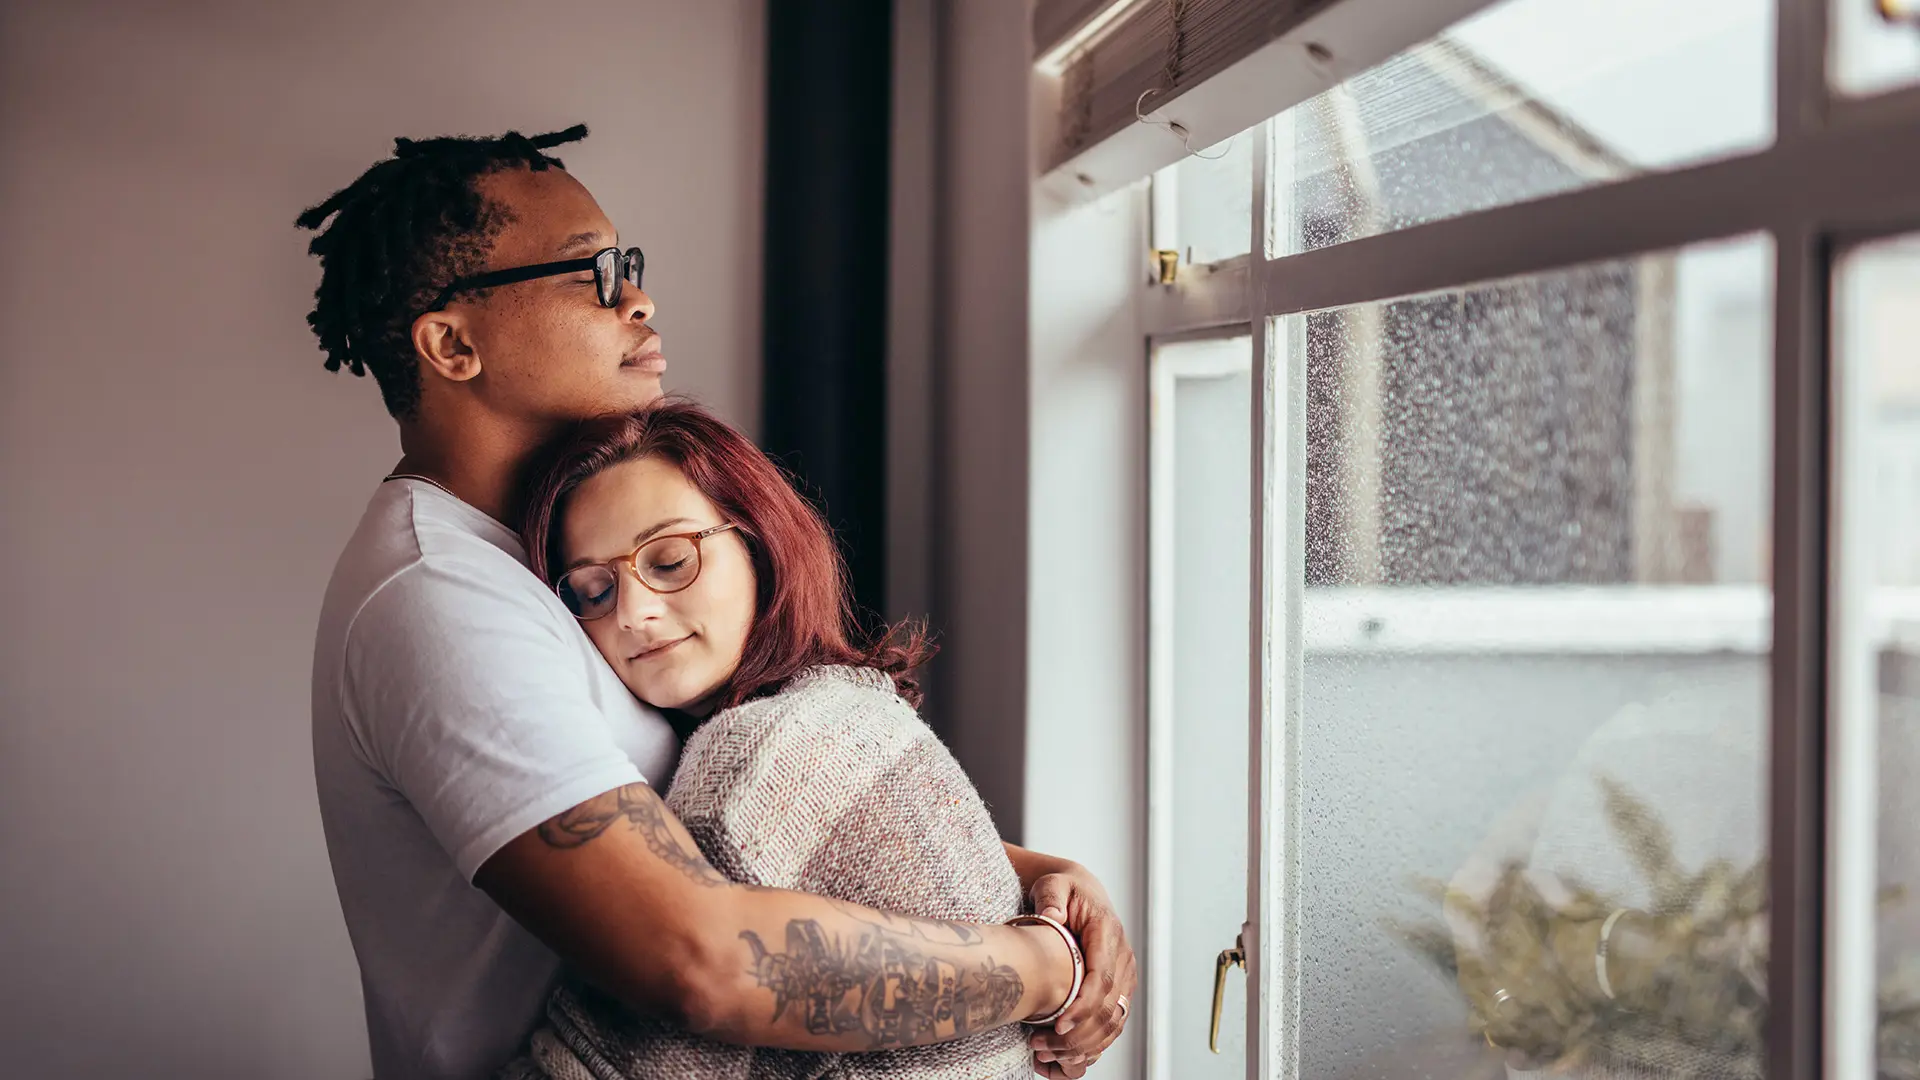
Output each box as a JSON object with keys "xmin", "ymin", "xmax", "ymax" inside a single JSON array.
[{"xmin": 412, "ymin": 309, "xmax": 483, "ymax": 384}]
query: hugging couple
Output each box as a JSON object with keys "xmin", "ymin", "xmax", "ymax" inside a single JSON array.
[{"xmin": 303, "ymin": 125, "xmax": 1135, "ymax": 1080}]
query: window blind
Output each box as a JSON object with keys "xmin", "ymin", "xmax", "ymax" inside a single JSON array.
[
  {"xmin": 1033, "ymin": 0, "xmax": 1126, "ymax": 60},
  {"xmin": 1037, "ymin": 0, "xmax": 1342, "ymax": 173}
]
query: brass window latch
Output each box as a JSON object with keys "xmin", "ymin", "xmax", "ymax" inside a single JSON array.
[
  {"xmin": 1154, "ymin": 248, "xmax": 1180, "ymax": 284},
  {"xmin": 1210, "ymin": 931, "xmax": 1247, "ymax": 1053}
]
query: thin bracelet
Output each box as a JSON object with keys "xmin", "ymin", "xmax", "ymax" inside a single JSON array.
[
  {"xmin": 1008, "ymin": 913, "xmax": 1085, "ymax": 1025},
  {"xmin": 1595, "ymin": 908, "xmax": 1630, "ymax": 1001}
]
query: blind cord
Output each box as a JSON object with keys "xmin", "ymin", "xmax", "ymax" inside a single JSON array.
[
  {"xmin": 1136, "ymin": 86, "xmax": 1237, "ymax": 161},
  {"xmin": 1135, "ymin": 0, "xmax": 1234, "ymax": 161}
]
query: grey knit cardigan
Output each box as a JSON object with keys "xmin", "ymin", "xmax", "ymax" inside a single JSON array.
[{"xmin": 502, "ymin": 665, "xmax": 1033, "ymax": 1080}]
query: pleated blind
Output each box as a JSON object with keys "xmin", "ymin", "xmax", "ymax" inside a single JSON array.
[{"xmin": 1037, "ymin": 0, "xmax": 1340, "ymax": 173}]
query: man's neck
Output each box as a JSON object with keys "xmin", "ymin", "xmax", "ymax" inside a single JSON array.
[{"xmin": 394, "ymin": 410, "xmax": 557, "ymax": 526}]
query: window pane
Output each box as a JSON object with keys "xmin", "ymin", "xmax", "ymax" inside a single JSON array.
[
  {"xmin": 1832, "ymin": 0, "xmax": 1920, "ymax": 97},
  {"xmin": 1153, "ymin": 132, "xmax": 1254, "ymax": 268},
  {"xmin": 1149, "ymin": 335, "xmax": 1252, "ymax": 1079},
  {"xmin": 1275, "ymin": 235, "xmax": 1774, "ymax": 1078},
  {"xmin": 1268, "ymin": 0, "xmax": 1774, "ymax": 255},
  {"xmin": 1834, "ymin": 233, "xmax": 1920, "ymax": 1079}
]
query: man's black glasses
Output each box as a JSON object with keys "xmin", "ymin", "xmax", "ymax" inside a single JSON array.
[{"xmin": 426, "ymin": 246, "xmax": 644, "ymax": 312}]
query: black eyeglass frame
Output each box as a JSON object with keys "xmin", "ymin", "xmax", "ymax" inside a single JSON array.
[{"xmin": 426, "ymin": 246, "xmax": 644, "ymax": 312}]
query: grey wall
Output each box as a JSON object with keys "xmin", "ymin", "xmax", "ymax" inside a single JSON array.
[
  {"xmin": 0, "ymin": 2, "xmax": 765, "ymax": 1075},
  {"xmin": 916, "ymin": 0, "xmax": 1035, "ymax": 837}
]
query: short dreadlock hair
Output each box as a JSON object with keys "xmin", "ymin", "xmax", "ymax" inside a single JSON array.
[{"xmin": 295, "ymin": 124, "xmax": 590, "ymax": 419}]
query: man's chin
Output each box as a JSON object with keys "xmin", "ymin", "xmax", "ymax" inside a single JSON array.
[{"xmin": 606, "ymin": 371, "xmax": 666, "ymax": 410}]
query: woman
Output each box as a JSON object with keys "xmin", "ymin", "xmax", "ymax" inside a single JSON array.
[{"xmin": 502, "ymin": 400, "xmax": 1081, "ymax": 1080}]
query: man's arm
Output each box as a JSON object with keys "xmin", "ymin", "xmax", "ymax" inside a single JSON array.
[
  {"xmin": 1004, "ymin": 843, "xmax": 1138, "ymax": 1078},
  {"xmin": 476, "ymin": 783, "xmax": 1076, "ymax": 1052}
]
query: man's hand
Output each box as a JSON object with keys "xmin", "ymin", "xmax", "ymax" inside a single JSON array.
[{"xmin": 1017, "ymin": 857, "xmax": 1136, "ymax": 1077}]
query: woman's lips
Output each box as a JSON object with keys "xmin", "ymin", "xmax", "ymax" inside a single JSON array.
[{"xmin": 630, "ymin": 634, "xmax": 690, "ymax": 661}]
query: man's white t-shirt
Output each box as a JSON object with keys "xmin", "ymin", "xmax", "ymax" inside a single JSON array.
[{"xmin": 312, "ymin": 479, "xmax": 680, "ymax": 1080}]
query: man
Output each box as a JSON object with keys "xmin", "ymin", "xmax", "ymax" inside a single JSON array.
[{"xmin": 300, "ymin": 125, "xmax": 1134, "ymax": 1080}]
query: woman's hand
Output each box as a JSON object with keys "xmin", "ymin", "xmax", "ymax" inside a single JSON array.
[{"xmin": 1024, "ymin": 864, "xmax": 1137, "ymax": 1075}]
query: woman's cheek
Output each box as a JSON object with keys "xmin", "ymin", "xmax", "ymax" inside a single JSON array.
[
  {"xmin": 726, "ymin": 584, "xmax": 757, "ymax": 665},
  {"xmin": 584, "ymin": 621, "xmax": 624, "ymax": 670}
]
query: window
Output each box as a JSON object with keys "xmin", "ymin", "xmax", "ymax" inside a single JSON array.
[
  {"xmin": 1283, "ymin": 236, "xmax": 1776, "ymax": 1078},
  {"xmin": 1154, "ymin": 136, "xmax": 1255, "ymax": 270},
  {"xmin": 1272, "ymin": 0, "xmax": 1775, "ymax": 255},
  {"xmin": 1148, "ymin": 334, "xmax": 1254, "ymax": 1078},
  {"xmin": 1832, "ymin": 0, "xmax": 1920, "ymax": 97},
  {"xmin": 1037, "ymin": 0, "xmax": 1920, "ymax": 1075},
  {"xmin": 1833, "ymin": 233, "xmax": 1920, "ymax": 1078}
]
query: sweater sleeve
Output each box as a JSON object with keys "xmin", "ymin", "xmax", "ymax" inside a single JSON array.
[{"xmin": 665, "ymin": 668, "xmax": 924, "ymax": 889}]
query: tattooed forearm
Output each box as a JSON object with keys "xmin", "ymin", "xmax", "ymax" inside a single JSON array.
[
  {"xmin": 740, "ymin": 919, "xmax": 1025, "ymax": 1049},
  {"xmin": 826, "ymin": 898, "xmax": 985, "ymax": 946},
  {"xmin": 538, "ymin": 783, "xmax": 729, "ymax": 887}
]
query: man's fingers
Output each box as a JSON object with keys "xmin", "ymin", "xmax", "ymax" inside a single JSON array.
[
  {"xmin": 1060, "ymin": 907, "xmax": 1129, "ymax": 1028},
  {"xmin": 1036, "ymin": 1052, "xmax": 1097, "ymax": 1079},
  {"xmin": 1055, "ymin": 959, "xmax": 1118, "ymax": 1035},
  {"xmin": 1028, "ymin": 873, "xmax": 1073, "ymax": 924},
  {"xmin": 1032, "ymin": 996, "xmax": 1126, "ymax": 1055}
]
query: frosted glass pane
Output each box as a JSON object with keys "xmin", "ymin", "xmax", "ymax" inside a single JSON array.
[
  {"xmin": 1268, "ymin": 0, "xmax": 1774, "ymax": 255},
  {"xmin": 1275, "ymin": 235, "xmax": 1776, "ymax": 1077}
]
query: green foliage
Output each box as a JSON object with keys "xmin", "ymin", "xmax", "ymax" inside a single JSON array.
[{"xmin": 1391, "ymin": 777, "xmax": 1920, "ymax": 1078}]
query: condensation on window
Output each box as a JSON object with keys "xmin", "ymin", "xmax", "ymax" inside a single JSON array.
[{"xmin": 1278, "ymin": 235, "xmax": 1783, "ymax": 1079}]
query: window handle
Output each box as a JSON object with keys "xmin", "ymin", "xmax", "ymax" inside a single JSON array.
[{"xmin": 1209, "ymin": 932, "xmax": 1247, "ymax": 1053}]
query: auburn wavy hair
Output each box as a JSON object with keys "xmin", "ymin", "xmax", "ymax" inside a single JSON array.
[{"xmin": 520, "ymin": 399, "xmax": 933, "ymax": 710}]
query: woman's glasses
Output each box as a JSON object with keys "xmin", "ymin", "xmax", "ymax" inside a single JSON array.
[
  {"xmin": 554, "ymin": 523, "xmax": 738, "ymax": 621},
  {"xmin": 427, "ymin": 246, "xmax": 645, "ymax": 312}
]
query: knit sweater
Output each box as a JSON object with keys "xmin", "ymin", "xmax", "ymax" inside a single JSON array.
[{"xmin": 501, "ymin": 665, "xmax": 1032, "ymax": 1080}]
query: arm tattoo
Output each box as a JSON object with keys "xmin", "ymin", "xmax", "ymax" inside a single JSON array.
[
  {"xmin": 537, "ymin": 782, "xmax": 729, "ymax": 888},
  {"xmin": 740, "ymin": 919, "xmax": 1025, "ymax": 1049}
]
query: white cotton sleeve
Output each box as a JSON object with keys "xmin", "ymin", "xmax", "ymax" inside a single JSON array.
[{"xmin": 340, "ymin": 558, "xmax": 644, "ymax": 882}]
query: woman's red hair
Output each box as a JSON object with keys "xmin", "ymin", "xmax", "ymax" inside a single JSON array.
[{"xmin": 520, "ymin": 398, "xmax": 932, "ymax": 710}]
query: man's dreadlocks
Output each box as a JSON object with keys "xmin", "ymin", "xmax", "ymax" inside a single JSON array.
[{"xmin": 295, "ymin": 124, "xmax": 590, "ymax": 418}]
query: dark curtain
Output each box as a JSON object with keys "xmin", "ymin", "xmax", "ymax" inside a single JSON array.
[{"xmin": 761, "ymin": 0, "xmax": 893, "ymax": 621}]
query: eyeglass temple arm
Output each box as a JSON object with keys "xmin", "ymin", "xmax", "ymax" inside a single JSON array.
[{"xmin": 428, "ymin": 256, "xmax": 600, "ymax": 311}]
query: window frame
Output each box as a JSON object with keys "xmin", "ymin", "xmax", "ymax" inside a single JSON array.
[
  {"xmin": 1144, "ymin": 325, "xmax": 1257, "ymax": 1078},
  {"xmin": 1116, "ymin": 0, "xmax": 1920, "ymax": 1076}
]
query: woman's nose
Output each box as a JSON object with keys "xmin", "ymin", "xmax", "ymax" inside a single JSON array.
[{"xmin": 615, "ymin": 566, "xmax": 669, "ymax": 628}]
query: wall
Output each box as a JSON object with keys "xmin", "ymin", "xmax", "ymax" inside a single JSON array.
[
  {"xmin": 0, "ymin": 2, "xmax": 764, "ymax": 1075},
  {"xmin": 1024, "ymin": 178, "xmax": 1150, "ymax": 1080},
  {"xmin": 915, "ymin": 0, "xmax": 1036, "ymax": 837}
]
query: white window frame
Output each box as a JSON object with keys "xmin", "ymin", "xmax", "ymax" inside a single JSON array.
[
  {"xmin": 1108, "ymin": 0, "xmax": 1920, "ymax": 1077},
  {"xmin": 1145, "ymin": 326, "xmax": 1256, "ymax": 1078}
]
